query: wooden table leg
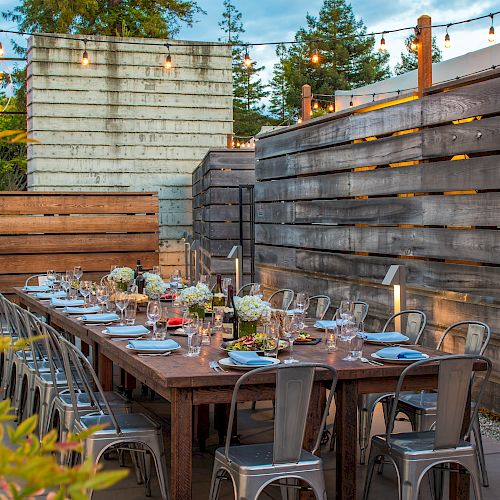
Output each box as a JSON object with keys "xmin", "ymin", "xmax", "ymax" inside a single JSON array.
[
  {"xmin": 171, "ymin": 388, "xmax": 193, "ymax": 500},
  {"xmin": 81, "ymin": 341, "xmax": 90, "ymax": 356},
  {"xmin": 195, "ymin": 404, "xmax": 209, "ymax": 452},
  {"xmin": 335, "ymin": 379, "xmax": 358, "ymax": 500},
  {"xmin": 97, "ymin": 351, "xmax": 113, "ymax": 391}
]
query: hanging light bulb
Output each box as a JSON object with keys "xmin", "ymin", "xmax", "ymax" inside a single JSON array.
[
  {"xmin": 409, "ymin": 27, "xmax": 419, "ymax": 52},
  {"xmin": 378, "ymin": 33, "xmax": 387, "ymax": 53},
  {"xmin": 488, "ymin": 15, "xmax": 495, "ymax": 43},
  {"xmin": 297, "ymin": 117, "xmax": 303, "ymax": 124},
  {"xmin": 444, "ymin": 26, "xmax": 451, "ymax": 49},
  {"xmin": 243, "ymin": 46, "xmax": 252, "ymax": 68},
  {"xmin": 164, "ymin": 43, "xmax": 172, "ymax": 69},
  {"xmin": 0, "ymin": 42, "xmax": 4, "ymax": 58},
  {"xmin": 328, "ymin": 102, "xmax": 334, "ymax": 112},
  {"xmin": 349, "ymin": 95, "xmax": 354, "ymax": 107},
  {"xmin": 313, "ymin": 101, "xmax": 319, "ymax": 110},
  {"xmin": 310, "ymin": 49, "xmax": 320, "ymax": 64},
  {"xmin": 236, "ymin": 140, "xmax": 241, "ymax": 147},
  {"xmin": 81, "ymin": 39, "xmax": 90, "ymax": 66}
]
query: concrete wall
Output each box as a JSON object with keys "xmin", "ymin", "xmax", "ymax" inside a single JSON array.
[{"xmin": 26, "ymin": 34, "xmax": 233, "ymax": 273}]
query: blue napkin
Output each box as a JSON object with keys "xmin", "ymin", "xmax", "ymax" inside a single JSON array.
[
  {"xmin": 64, "ymin": 305, "xmax": 101, "ymax": 314},
  {"xmin": 314, "ymin": 319, "xmax": 347, "ymax": 328},
  {"xmin": 228, "ymin": 351, "xmax": 274, "ymax": 365},
  {"xmin": 106, "ymin": 325, "xmax": 149, "ymax": 335},
  {"xmin": 51, "ymin": 298, "xmax": 85, "ymax": 307},
  {"xmin": 80, "ymin": 313, "xmax": 119, "ymax": 322},
  {"xmin": 36, "ymin": 291, "xmax": 66, "ymax": 299},
  {"xmin": 24, "ymin": 285, "xmax": 51, "ymax": 292},
  {"xmin": 286, "ymin": 308, "xmax": 303, "ymax": 315},
  {"xmin": 128, "ymin": 339, "xmax": 179, "ymax": 350},
  {"xmin": 375, "ymin": 347, "xmax": 426, "ymax": 360},
  {"xmin": 364, "ymin": 332, "xmax": 409, "ymax": 342}
]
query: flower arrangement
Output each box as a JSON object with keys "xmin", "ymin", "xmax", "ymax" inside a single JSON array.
[
  {"xmin": 109, "ymin": 267, "xmax": 134, "ymax": 284},
  {"xmin": 233, "ymin": 295, "xmax": 271, "ymax": 323},
  {"xmin": 143, "ymin": 272, "xmax": 167, "ymax": 298},
  {"xmin": 179, "ymin": 283, "xmax": 213, "ymax": 307}
]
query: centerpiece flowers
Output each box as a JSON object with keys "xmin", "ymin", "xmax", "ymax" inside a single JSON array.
[
  {"xmin": 233, "ymin": 295, "xmax": 271, "ymax": 337},
  {"xmin": 109, "ymin": 266, "xmax": 134, "ymax": 291},
  {"xmin": 179, "ymin": 283, "xmax": 213, "ymax": 318},
  {"xmin": 143, "ymin": 272, "xmax": 167, "ymax": 299}
]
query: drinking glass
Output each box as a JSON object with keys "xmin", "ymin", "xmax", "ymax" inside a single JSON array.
[
  {"xmin": 47, "ymin": 270, "xmax": 56, "ymax": 288},
  {"xmin": 189, "ymin": 330, "xmax": 202, "ymax": 356},
  {"xmin": 264, "ymin": 321, "xmax": 280, "ymax": 357},
  {"xmin": 200, "ymin": 320, "xmax": 212, "ymax": 345},
  {"xmin": 61, "ymin": 274, "xmax": 70, "ymax": 298},
  {"xmin": 283, "ymin": 315, "xmax": 300, "ymax": 364},
  {"xmin": 325, "ymin": 326, "xmax": 338, "ymax": 352},
  {"xmin": 52, "ymin": 273, "xmax": 62, "ymax": 291},
  {"xmin": 183, "ymin": 311, "xmax": 199, "ymax": 357},
  {"xmin": 349, "ymin": 334, "xmax": 365, "ymax": 361},
  {"xmin": 213, "ymin": 311, "xmax": 223, "ymax": 332},
  {"xmin": 198, "ymin": 274, "xmax": 208, "ymax": 285},
  {"xmin": 96, "ymin": 285, "xmax": 109, "ymax": 310},
  {"xmin": 339, "ymin": 300, "xmax": 354, "ymax": 322},
  {"xmin": 73, "ymin": 266, "xmax": 83, "ymax": 281},
  {"xmin": 295, "ymin": 292, "xmax": 309, "ymax": 313},
  {"xmin": 341, "ymin": 321, "xmax": 358, "ymax": 361},
  {"xmin": 250, "ymin": 283, "xmax": 263, "ymax": 299},
  {"xmin": 147, "ymin": 298, "xmax": 162, "ymax": 339},
  {"xmin": 125, "ymin": 301, "xmax": 137, "ymax": 326},
  {"xmin": 222, "ymin": 277, "xmax": 232, "ymax": 296},
  {"xmin": 79, "ymin": 281, "xmax": 92, "ymax": 307},
  {"xmin": 115, "ymin": 292, "xmax": 129, "ymax": 326}
]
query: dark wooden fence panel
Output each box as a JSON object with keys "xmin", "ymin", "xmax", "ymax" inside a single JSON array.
[
  {"xmin": 255, "ymin": 69, "xmax": 500, "ymax": 412},
  {"xmin": 0, "ymin": 192, "xmax": 159, "ymax": 299}
]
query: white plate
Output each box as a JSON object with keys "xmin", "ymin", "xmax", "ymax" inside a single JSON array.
[
  {"xmin": 101, "ymin": 329, "xmax": 147, "ymax": 338},
  {"xmin": 371, "ymin": 352, "xmax": 430, "ymax": 364},
  {"xmin": 126, "ymin": 344, "xmax": 181, "ymax": 354},
  {"xmin": 218, "ymin": 356, "xmax": 280, "ymax": 370}
]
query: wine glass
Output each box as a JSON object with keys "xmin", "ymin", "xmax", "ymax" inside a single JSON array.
[
  {"xmin": 222, "ymin": 277, "xmax": 232, "ymax": 296},
  {"xmin": 79, "ymin": 280, "xmax": 92, "ymax": 307},
  {"xmin": 115, "ymin": 292, "xmax": 129, "ymax": 326},
  {"xmin": 60, "ymin": 273, "xmax": 70, "ymax": 298},
  {"xmin": 73, "ymin": 266, "xmax": 83, "ymax": 282},
  {"xmin": 46, "ymin": 269, "xmax": 56, "ymax": 288},
  {"xmin": 250, "ymin": 283, "xmax": 263, "ymax": 299},
  {"xmin": 96, "ymin": 285, "xmax": 109, "ymax": 311},
  {"xmin": 52, "ymin": 273, "xmax": 62, "ymax": 292},
  {"xmin": 283, "ymin": 314, "xmax": 300, "ymax": 364},
  {"xmin": 147, "ymin": 298, "xmax": 162, "ymax": 339},
  {"xmin": 339, "ymin": 300, "xmax": 354, "ymax": 324}
]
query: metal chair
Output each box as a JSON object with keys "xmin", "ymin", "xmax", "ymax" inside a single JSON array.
[
  {"xmin": 58, "ymin": 336, "xmax": 169, "ymax": 499},
  {"xmin": 24, "ymin": 274, "xmax": 49, "ymax": 287},
  {"xmin": 357, "ymin": 309, "xmax": 427, "ymax": 463},
  {"xmin": 268, "ymin": 289, "xmax": 294, "ymax": 311},
  {"xmin": 353, "ymin": 301, "xmax": 369, "ymax": 323},
  {"xmin": 209, "ymin": 363, "xmax": 337, "ymax": 500},
  {"xmin": 397, "ymin": 321, "xmax": 491, "ymax": 487},
  {"xmin": 236, "ymin": 283, "xmax": 259, "ymax": 297},
  {"xmin": 307, "ymin": 295, "xmax": 331, "ymax": 320},
  {"xmin": 363, "ymin": 354, "xmax": 491, "ymax": 500}
]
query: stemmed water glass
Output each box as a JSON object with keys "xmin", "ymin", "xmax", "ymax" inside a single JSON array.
[
  {"xmin": 79, "ymin": 281, "xmax": 92, "ymax": 307},
  {"xmin": 147, "ymin": 298, "xmax": 162, "ymax": 339},
  {"xmin": 73, "ymin": 266, "xmax": 83, "ymax": 282},
  {"xmin": 115, "ymin": 292, "xmax": 129, "ymax": 326},
  {"xmin": 96, "ymin": 285, "xmax": 109, "ymax": 311},
  {"xmin": 61, "ymin": 273, "xmax": 70, "ymax": 298},
  {"xmin": 295, "ymin": 292, "xmax": 309, "ymax": 312},
  {"xmin": 46, "ymin": 270, "xmax": 56, "ymax": 288},
  {"xmin": 250, "ymin": 283, "xmax": 263, "ymax": 299},
  {"xmin": 283, "ymin": 314, "xmax": 300, "ymax": 364}
]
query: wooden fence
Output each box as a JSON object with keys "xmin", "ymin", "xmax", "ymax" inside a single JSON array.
[
  {"xmin": 192, "ymin": 149, "xmax": 255, "ymax": 278},
  {"xmin": 0, "ymin": 192, "xmax": 159, "ymax": 299},
  {"xmin": 254, "ymin": 69, "xmax": 500, "ymax": 412}
]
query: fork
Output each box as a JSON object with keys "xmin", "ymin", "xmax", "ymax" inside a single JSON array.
[
  {"xmin": 209, "ymin": 360, "xmax": 226, "ymax": 372},
  {"xmin": 138, "ymin": 351, "xmax": 172, "ymax": 357},
  {"xmin": 360, "ymin": 357, "xmax": 384, "ymax": 366}
]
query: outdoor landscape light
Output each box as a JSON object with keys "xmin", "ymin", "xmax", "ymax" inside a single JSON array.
[
  {"xmin": 227, "ymin": 245, "xmax": 243, "ymax": 292},
  {"xmin": 81, "ymin": 39, "xmax": 89, "ymax": 66},
  {"xmin": 382, "ymin": 265, "xmax": 407, "ymax": 332}
]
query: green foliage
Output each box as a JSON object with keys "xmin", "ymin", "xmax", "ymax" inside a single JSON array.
[
  {"xmin": 270, "ymin": 0, "xmax": 391, "ymax": 116},
  {"xmin": 4, "ymin": 0, "xmax": 205, "ymax": 38},
  {"xmin": 233, "ymin": 104, "xmax": 279, "ymax": 138},
  {"xmin": 394, "ymin": 35, "xmax": 442, "ymax": 75}
]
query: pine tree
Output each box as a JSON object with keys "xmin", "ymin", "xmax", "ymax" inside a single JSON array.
[
  {"xmin": 272, "ymin": 0, "xmax": 391, "ymax": 115},
  {"xmin": 269, "ymin": 44, "xmax": 293, "ymax": 121},
  {"xmin": 394, "ymin": 35, "xmax": 442, "ymax": 75}
]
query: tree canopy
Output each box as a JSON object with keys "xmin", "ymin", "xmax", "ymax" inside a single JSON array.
[{"xmin": 394, "ymin": 35, "xmax": 442, "ymax": 75}]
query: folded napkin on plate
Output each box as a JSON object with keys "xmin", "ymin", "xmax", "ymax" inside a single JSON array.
[
  {"xmin": 228, "ymin": 351, "xmax": 275, "ymax": 365},
  {"xmin": 128, "ymin": 339, "xmax": 179, "ymax": 350},
  {"xmin": 167, "ymin": 317, "xmax": 184, "ymax": 326},
  {"xmin": 36, "ymin": 291, "xmax": 66, "ymax": 299},
  {"xmin": 375, "ymin": 347, "xmax": 426, "ymax": 360},
  {"xmin": 24, "ymin": 285, "xmax": 51, "ymax": 292},
  {"xmin": 364, "ymin": 332, "xmax": 409, "ymax": 342},
  {"xmin": 80, "ymin": 313, "xmax": 119, "ymax": 322},
  {"xmin": 64, "ymin": 305, "xmax": 101, "ymax": 314},
  {"xmin": 51, "ymin": 298, "xmax": 85, "ymax": 307},
  {"xmin": 286, "ymin": 308, "xmax": 303, "ymax": 316},
  {"xmin": 106, "ymin": 325, "xmax": 149, "ymax": 335},
  {"xmin": 314, "ymin": 319, "xmax": 346, "ymax": 329},
  {"xmin": 161, "ymin": 293, "xmax": 174, "ymax": 299}
]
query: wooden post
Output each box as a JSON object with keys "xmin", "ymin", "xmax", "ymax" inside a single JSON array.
[
  {"xmin": 418, "ymin": 15, "xmax": 432, "ymax": 97},
  {"xmin": 301, "ymin": 84, "xmax": 312, "ymax": 122},
  {"xmin": 226, "ymin": 133, "xmax": 233, "ymax": 148}
]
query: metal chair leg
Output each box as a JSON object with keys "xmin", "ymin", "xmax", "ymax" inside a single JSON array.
[{"xmin": 472, "ymin": 415, "xmax": 489, "ymax": 487}]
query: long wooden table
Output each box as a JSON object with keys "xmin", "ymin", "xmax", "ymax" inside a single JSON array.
[{"xmin": 15, "ymin": 289, "xmax": 472, "ymax": 500}]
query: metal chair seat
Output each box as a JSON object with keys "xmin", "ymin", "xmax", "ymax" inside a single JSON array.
[
  {"xmin": 38, "ymin": 371, "xmax": 67, "ymax": 385},
  {"xmin": 58, "ymin": 391, "xmax": 128, "ymax": 408},
  {"xmin": 219, "ymin": 443, "xmax": 321, "ymax": 470},
  {"xmin": 80, "ymin": 412, "xmax": 159, "ymax": 434}
]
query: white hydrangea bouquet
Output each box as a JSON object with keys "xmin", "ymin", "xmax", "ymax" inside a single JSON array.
[
  {"xmin": 143, "ymin": 272, "xmax": 167, "ymax": 298},
  {"xmin": 233, "ymin": 295, "xmax": 271, "ymax": 323},
  {"xmin": 109, "ymin": 267, "xmax": 134, "ymax": 290},
  {"xmin": 180, "ymin": 283, "xmax": 213, "ymax": 317}
]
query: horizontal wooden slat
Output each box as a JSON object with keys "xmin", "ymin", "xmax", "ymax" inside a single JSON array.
[
  {"xmin": 255, "ymin": 224, "xmax": 500, "ymax": 264},
  {"xmin": 0, "ymin": 252, "xmax": 158, "ymax": 274},
  {"xmin": 194, "ymin": 205, "xmax": 251, "ymax": 222},
  {"xmin": 0, "ymin": 215, "xmax": 158, "ymax": 234},
  {"xmin": 0, "ymin": 233, "xmax": 158, "ymax": 255},
  {"xmin": 193, "ymin": 221, "xmax": 252, "ymax": 240},
  {"xmin": 202, "ymin": 169, "xmax": 255, "ymax": 190},
  {"xmin": 255, "ymin": 192, "xmax": 500, "ymax": 227},
  {"xmin": 193, "ymin": 187, "xmax": 252, "ymax": 207}
]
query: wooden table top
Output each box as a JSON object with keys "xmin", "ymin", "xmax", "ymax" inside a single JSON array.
[{"xmin": 15, "ymin": 288, "xmax": 453, "ymax": 395}]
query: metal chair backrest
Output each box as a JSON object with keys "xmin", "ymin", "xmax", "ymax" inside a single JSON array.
[
  {"xmin": 100, "ymin": 274, "xmax": 110, "ymax": 285},
  {"xmin": 268, "ymin": 289, "xmax": 294, "ymax": 311},
  {"xmin": 58, "ymin": 335, "xmax": 121, "ymax": 433},
  {"xmin": 224, "ymin": 363, "xmax": 337, "ymax": 464},
  {"xmin": 13, "ymin": 306, "xmax": 49, "ymax": 369},
  {"xmin": 24, "ymin": 274, "xmax": 49, "ymax": 287},
  {"xmin": 308, "ymin": 295, "xmax": 331, "ymax": 320},
  {"xmin": 0, "ymin": 294, "xmax": 16, "ymax": 335},
  {"xmin": 383, "ymin": 309, "xmax": 426, "ymax": 344},
  {"xmin": 237, "ymin": 283, "xmax": 259, "ymax": 297},
  {"xmin": 437, "ymin": 321, "xmax": 490, "ymax": 356},
  {"xmin": 387, "ymin": 354, "xmax": 491, "ymax": 450},
  {"xmin": 353, "ymin": 301, "xmax": 369, "ymax": 323},
  {"xmin": 38, "ymin": 323, "xmax": 69, "ymax": 391}
]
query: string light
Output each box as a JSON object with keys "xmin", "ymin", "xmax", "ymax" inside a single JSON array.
[
  {"xmin": 444, "ymin": 25, "xmax": 451, "ymax": 48},
  {"xmin": 328, "ymin": 102, "xmax": 334, "ymax": 112},
  {"xmin": 297, "ymin": 118, "xmax": 303, "ymax": 124},
  {"xmin": 0, "ymin": 42, "xmax": 4, "ymax": 58},
  {"xmin": 378, "ymin": 32, "xmax": 387, "ymax": 53},
  {"xmin": 349, "ymin": 95, "xmax": 354, "ymax": 107},
  {"xmin": 310, "ymin": 48, "xmax": 320, "ymax": 64},
  {"xmin": 243, "ymin": 46, "xmax": 252, "ymax": 68},
  {"xmin": 164, "ymin": 43, "xmax": 172, "ymax": 69},
  {"xmin": 81, "ymin": 39, "xmax": 89, "ymax": 66},
  {"xmin": 409, "ymin": 27, "xmax": 420, "ymax": 52},
  {"xmin": 313, "ymin": 101, "xmax": 319, "ymax": 110},
  {"xmin": 488, "ymin": 14, "xmax": 495, "ymax": 42}
]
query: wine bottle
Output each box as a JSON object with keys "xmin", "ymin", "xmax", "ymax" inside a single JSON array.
[
  {"xmin": 135, "ymin": 259, "xmax": 145, "ymax": 294},
  {"xmin": 222, "ymin": 285, "xmax": 235, "ymax": 340},
  {"xmin": 212, "ymin": 274, "xmax": 225, "ymax": 309}
]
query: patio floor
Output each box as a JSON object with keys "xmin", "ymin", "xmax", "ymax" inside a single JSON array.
[{"xmin": 93, "ymin": 388, "xmax": 500, "ymax": 499}]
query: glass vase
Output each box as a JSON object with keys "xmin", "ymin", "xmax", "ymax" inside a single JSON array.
[
  {"xmin": 238, "ymin": 320, "xmax": 258, "ymax": 337},
  {"xmin": 189, "ymin": 305, "xmax": 205, "ymax": 319}
]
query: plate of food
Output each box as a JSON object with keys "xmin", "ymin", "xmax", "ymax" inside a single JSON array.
[
  {"xmin": 294, "ymin": 332, "xmax": 321, "ymax": 345},
  {"xmin": 220, "ymin": 334, "xmax": 288, "ymax": 353}
]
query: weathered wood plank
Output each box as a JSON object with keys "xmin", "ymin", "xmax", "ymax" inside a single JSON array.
[
  {"xmin": 202, "ymin": 169, "xmax": 255, "ymax": 190},
  {"xmin": 255, "ymin": 192, "xmax": 500, "ymax": 227},
  {"xmin": 193, "ymin": 205, "xmax": 251, "ymax": 222},
  {"xmin": 194, "ymin": 221, "xmax": 252, "ymax": 240},
  {"xmin": 255, "ymin": 224, "xmax": 500, "ymax": 264}
]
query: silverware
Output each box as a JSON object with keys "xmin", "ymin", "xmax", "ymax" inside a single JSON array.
[
  {"xmin": 83, "ymin": 322, "xmax": 115, "ymax": 326},
  {"xmin": 209, "ymin": 360, "xmax": 226, "ymax": 372},
  {"xmin": 110, "ymin": 336, "xmax": 146, "ymax": 341},
  {"xmin": 138, "ymin": 351, "xmax": 172, "ymax": 357},
  {"xmin": 360, "ymin": 357, "xmax": 384, "ymax": 366}
]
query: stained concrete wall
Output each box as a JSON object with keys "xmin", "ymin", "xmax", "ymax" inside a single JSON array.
[{"xmin": 26, "ymin": 34, "xmax": 233, "ymax": 273}]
